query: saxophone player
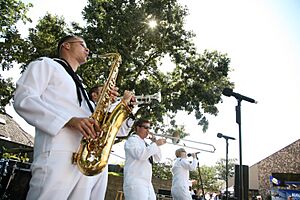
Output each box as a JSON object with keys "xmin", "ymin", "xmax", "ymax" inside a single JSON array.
[{"xmin": 13, "ymin": 35, "xmax": 134, "ymax": 200}]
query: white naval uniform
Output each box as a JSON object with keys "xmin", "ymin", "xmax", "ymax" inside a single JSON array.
[
  {"xmin": 123, "ymin": 134, "xmax": 162, "ymax": 200},
  {"xmin": 171, "ymin": 157, "xmax": 198, "ymax": 200},
  {"xmin": 13, "ymin": 57, "xmax": 108, "ymax": 200},
  {"xmin": 109, "ymin": 100, "xmax": 135, "ymax": 137}
]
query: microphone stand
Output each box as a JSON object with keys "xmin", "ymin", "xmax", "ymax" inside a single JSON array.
[
  {"xmin": 223, "ymin": 88, "xmax": 255, "ymax": 200},
  {"xmin": 196, "ymin": 155, "xmax": 205, "ymax": 200},
  {"xmin": 236, "ymin": 99, "xmax": 243, "ymax": 200},
  {"xmin": 224, "ymin": 137, "xmax": 229, "ymax": 200}
]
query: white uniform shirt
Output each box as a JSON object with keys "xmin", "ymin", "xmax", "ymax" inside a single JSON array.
[
  {"xmin": 109, "ymin": 100, "xmax": 135, "ymax": 137},
  {"xmin": 109, "ymin": 92, "xmax": 146, "ymax": 137},
  {"xmin": 13, "ymin": 57, "xmax": 91, "ymax": 158},
  {"xmin": 171, "ymin": 157, "xmax": 198, "ymax": 188},
  {"xmin": 123, "ymin": 134, "xmax": 162, "ymax": 187},
  {"xmin": 14, "ymin": 57, "xmax": 131, "ymax": 158}
]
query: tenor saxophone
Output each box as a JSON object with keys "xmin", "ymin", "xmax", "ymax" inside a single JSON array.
[{"xmin": 72, "ymin": 53, "xmax": 132, "ymax": 176}]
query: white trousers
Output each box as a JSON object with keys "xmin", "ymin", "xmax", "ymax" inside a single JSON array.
[
  {"xmin": 26, "ymin": 151, "xmax": 108, "ymax": 200},
  {"xmin": 124, "ymin": 184, "xmax": 156, "ymax": 200},
  {"xmin": 171, "ymin": 186, "xmax": 192, "ymax": 200}
]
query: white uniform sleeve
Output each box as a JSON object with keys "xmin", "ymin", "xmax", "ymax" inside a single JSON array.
[
  {"xmin": 152, "ymin": 144, "xmax": 162, "ymax": 162},
  {"xmin": 13, "ymin": 58, "xmax": 73, "ymax": 136},
  {"xmin": 109, "ymin": 100, "xmax": 135, "ymax": 137},
  {"xmin": 125, "ymin": 136, "xmax": 160, "ymax": 161},
  {"xmin": 180, "ymin": 158, "xmax": 198, "ymax": 171},
  {"xmin": 116, "ymin": 118, "xmax": 134, "ymax": 137}
]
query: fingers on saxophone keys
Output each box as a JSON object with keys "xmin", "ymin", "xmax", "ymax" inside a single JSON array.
[
  {"xmin": 109, "ymin": 86, "xmax": 119, "ymax": 102},
  {"xmin": 93, "ymin": 122, "xmax": 102, "ymax": 137},
  {"xmin": 80, "ymin": 119, "xmax": 97, "ymax": 139}
]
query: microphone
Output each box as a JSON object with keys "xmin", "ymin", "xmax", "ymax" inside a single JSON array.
[
  {"xmin": 217, "ymin": 133, "xmax": 235, "ymax": 140},
  {"xmin": 222, "ymin": 88, "xmax": 257, "ymax": 104},
  {"xmin": 187, "ymin": 152, "xmax": 200, "ymax": 157}
]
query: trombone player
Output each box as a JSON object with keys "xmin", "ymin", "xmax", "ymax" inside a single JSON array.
[
  {"xmin": 123, "ymin": 119, "xmax": 166, "ymax": 200},
  {"xmin": 171, "ymin": 148, "xmax": 198, "ymax": 200}
]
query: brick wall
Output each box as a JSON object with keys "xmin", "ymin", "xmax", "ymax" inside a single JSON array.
[{"xmin": 256, "ymin": 139, "xmax": 300, "ymax": 198}]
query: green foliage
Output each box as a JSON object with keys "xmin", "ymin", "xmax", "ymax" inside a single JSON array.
[
  {"xmin": 0, "ymin": 0, "xmax": 32, "ymax": 30},
  {"xmin": 190, "ymin": 165, "xmax": 223, "ymax": 192},
  {"xmin": 0, "ymin": 0, "xmax": 32, "ymax": 70},
  {"xmin": 79, "ymin": 0, "xmax": 233, "ymax": 134},
  {"xmin": 0, "ymin": 0, "xmax": 234, "ymax": 135},
  {"xmin": 19, "ymin": 13, "xmax": 73, "ymax": 72},
  {"xmin": 0, "ymin": 76, "xmax": 14, "ymax": 112},
  {"xmin": 0, "ymin": 0, "xmax": 33, "ymax": 112},
  {"xmin": 215, "ymin": 158, "xmax": 238, "ymax": 181},
  {"xmin": 152, "ymin": 160, "xmax": 226, "ymax": 193},
  {"xmin": 152, "ymin": 159, "xmax": 172, "ymax": 180}
]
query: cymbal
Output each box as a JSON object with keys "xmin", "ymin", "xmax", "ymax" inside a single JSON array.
[{"xmin": 4, "ymin": 147, "xmax": 33, "ymax": 153}]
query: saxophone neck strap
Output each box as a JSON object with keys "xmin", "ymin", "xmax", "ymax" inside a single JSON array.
[{"xmin": 53, "ymin": 58, "xmax": 94, "ymax": 113}]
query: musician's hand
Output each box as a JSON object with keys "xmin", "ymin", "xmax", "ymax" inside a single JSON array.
[
  {"xmin": 65, "ymin": 117, "xmax": 100, "ymax": 139},
  {"xmin": 191, "ymin": 153, "xmax": 196, "ymax": 159},
  {"xmin": 148, "ymin": 132, "xmax": 157, "ymax": 142},
  {"xmin": 155, "ymin": 138, "xmax": 166, "ymax": 146},
  {"xmin": 123, "ymin": 90, "xmax": 137, "ymax": 106},
  {"xmin": 109, "ymin": 86, "xmax": 119, "ymax": 103}
]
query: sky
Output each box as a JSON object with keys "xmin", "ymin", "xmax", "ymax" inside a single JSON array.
[{"xmin": 3, "ymin": 0, "xmax": 300, "ymax": 167}]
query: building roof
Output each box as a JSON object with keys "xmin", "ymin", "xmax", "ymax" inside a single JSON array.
[{"xmin": 0, "ymin": 112, "xmax": 34, "ymax": 146}]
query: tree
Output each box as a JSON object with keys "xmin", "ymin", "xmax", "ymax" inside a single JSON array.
[
  {"xmin": 152, "ymin": 159, "xmax": 172, "ymax": 180},
  {"xmin": 79, "ymin": 0, "xmax": 233, "ymax": 134},
  {"xmin": 1, "ymin": 0, "xmax": 234, "ymax": 135},
  {"xmin": 18, "ymin": 13, "xmax": 73, "ymax": 72},
  {"xmin": 215, "ymin": 158, "xmax": 237, "ymax": 181},
  {"xmin": 190, "ymin": 165, "xmax": 223, "ymax": 192},
  {"xmin": 0, "ymin": 0, "xmax": 32, "ymax": 112}
]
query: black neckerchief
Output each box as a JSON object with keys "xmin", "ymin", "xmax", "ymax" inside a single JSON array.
[
  {"xmin": 53, "ymin": 58, "xmax": 94, "ymax": 113},
  {"xmin": 144, "ymin": 141, "xmax": 154, "ymax": 165}
]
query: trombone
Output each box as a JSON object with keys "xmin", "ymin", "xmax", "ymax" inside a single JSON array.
[{"xmin": 150, "ymin": 132, "xmax": 216, "ymax": 153}]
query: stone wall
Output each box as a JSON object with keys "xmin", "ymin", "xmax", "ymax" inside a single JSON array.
[
  {"xmin": 105, "ymin": 175, "xmax": 172, "ymax": 200},
  {"xmin": 256, "ymin": 139, "xmax": 300, "ymax": 198}
]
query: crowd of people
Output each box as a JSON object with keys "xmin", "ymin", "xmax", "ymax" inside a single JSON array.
[{"xmin": 12, "ymin": 35, "xmax": 208, "ymax": 200}]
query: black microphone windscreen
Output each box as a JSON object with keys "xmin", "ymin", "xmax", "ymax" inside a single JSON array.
[
  {"xmin": 187, "ymin": 153, "xmax": 192, "ymax": 157},
  {"xmin": 217, "ymin": 133, "xmax": 223, "ymax": 138},
  {"xmin": 222, "ymin": 88, "xmax": 233, "ymax": 97}
]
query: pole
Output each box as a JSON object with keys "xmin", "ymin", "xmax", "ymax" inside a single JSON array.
[
  {"xmin": 196, "ymin": 155, "xmax": 205, "ymax": 200},
  {"xmin": 236, "ymin": 99, "xmax": 243, "ymax": 200},
  {"xmin": 225, "ymin": 138, "xmax": 229, "ymax": 200}
]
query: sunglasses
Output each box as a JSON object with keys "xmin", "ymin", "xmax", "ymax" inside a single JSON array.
[{"xmin": 140, "ymin": 125, "xmax": 151, "ymax": 129}]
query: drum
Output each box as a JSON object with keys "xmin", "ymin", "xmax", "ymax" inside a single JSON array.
[{"xmin": 0, "ymin": 159, "xmax": 31, "ymax": 200}]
